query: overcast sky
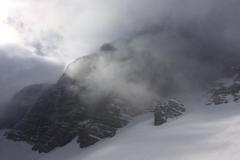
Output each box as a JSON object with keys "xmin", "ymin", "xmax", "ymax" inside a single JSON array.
[
  {"xmin": 0, "ymin": 0, "xmax": 240, "ymax": 108},
  {"xmin": 1, "ymin": 0, "xmax": 240, "ymax": 61}
]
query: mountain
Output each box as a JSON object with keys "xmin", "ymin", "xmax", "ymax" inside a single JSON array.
[
  {"xmin": 2, "ymin": 47, "xmax": 240, "ymax": 154},
  {"xmin": 37, "ymin": 98, "xmax": 240, "ymax": 160},
  {"xmin": 1, "ymin": 48, "xmax": 188, "ymax": 153},
  {"xmin": 0, "ymin": 84, "xmax": 51, "ymax": 129},
  {"xmin": 1, "ymin": 53, "xmax": 152, "ymax": 153},
  {"xmin": 4, "ymin": 79, "xmax": 130, "ymax": 152},
  {"xmin": 1, "ymin": 61, "xmax": 240, "ymax": 159},
  {"xmin": 2, "ymin": 92, "xmax": 240, "ymax": 160}
]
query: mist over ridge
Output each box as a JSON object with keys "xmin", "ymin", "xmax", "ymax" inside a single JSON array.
[{"xmin": 1, "ymin": 0, "xmax": 240, "ymax": 156}]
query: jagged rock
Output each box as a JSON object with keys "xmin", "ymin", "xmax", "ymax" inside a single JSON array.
[
  {"xmin": 4, "ymin": 52, "xmax": 183, "ymax": 153},
  {"xmin": 100, "ymin": 43, "xmax": 116, "ymax": 52},
  {"xmin": 207, "ymin": 82, "xmax": 240, "ymax": 105},
  {"xmin": 0, "ymin": 83, "xmax": 51, "ymax": 129},
  {"xmin": 3, "ymin": 60, "xmax": 186, "ymax": 153},
  {"xmin": 5, "ymin": 78, "xmax": 133, "ymax": 153},
  {"xmin": 207, "ymin": 65, "xmax": 240, "ymax": 105},
  {"xmin": 154, "ymin": 99, "xmax": 185, "ymax": 126}
]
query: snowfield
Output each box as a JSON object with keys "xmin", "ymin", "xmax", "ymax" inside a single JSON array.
[
  {"xmin": 1, "ymin": 97, "xmax": 240, "ymax": 160},
  {"xmin": 0, "ymin": 130, "xmax": 41, "ymax": 160}
]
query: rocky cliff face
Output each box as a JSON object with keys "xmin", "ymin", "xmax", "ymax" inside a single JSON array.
[
  {"xmin": 2, "ymin": 51, "xmax": 189, "ymax": 153},
  {"xmin": 3, "ymin": 54, "xmax": 138, "ymax": 153},
  {"xmin": 0, "ymin": 84, "xmax": 51, "ymax": 129},
  {"xmin": 4, "ymin": 51, "xmax": 240, "ymax": 153},
  {"xmin": 207, "ymin": 66, "xmax": 240, "ymax": 105},
  {"xmin": 5, "ymin": 78, "xmax": 133, "ymax": 153},
  {"xmin": 154, "ymin": 99, "xmax": 185, "ymax": 126}
]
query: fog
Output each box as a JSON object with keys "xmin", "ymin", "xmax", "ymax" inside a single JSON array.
[
  {"xmin": 64, "ymin": 0, "xmax": 240, "ymax": 106},
  {"xmin": 0, "ymin": 46, "xmax": 63, "ymax": 115},
  {"xmin": 0, "ymin": 0, "xmax": 240, "ymax": 109}
]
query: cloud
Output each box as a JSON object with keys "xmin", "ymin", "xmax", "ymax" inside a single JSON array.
[
  {"xmin": 1, "ymin": 0, "xmax": 239, "ymax": 62},
  {"xmin": 0, "ymin": 45, "xmax": 63, "ymax": 114},
  {"xmin": 61, "ymin": 0, "xmax": 240, "ymax": 106},
  {"xmin": 0, "ymin": 0, "xmax": 240, "ymax": 109}
]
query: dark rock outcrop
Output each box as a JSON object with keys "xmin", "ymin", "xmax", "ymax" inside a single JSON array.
[
  {"xmin": 207, "ymin": 83, "xmax": 240, "ymax": 105},
  {"xmin": 207, "ymin": 65, "xmax": 240, "ymax": 105},
  {"xmin": 4, "ymin": 70, "xmax": 133, "ymax": 153},
  {"xmin": 207, "ymin": 70, "xmax": 240, "ymax": 106},
  {"xmin": 3, "ymin": 52, "xmax": 186, "ymax": 153},
  {"xmin": 154, "ymin": 99, "xmax": 185, "ymax": 126},
  {"xmin": 0, "ymin": 84, "xmax": 50, "ymax": 129}
]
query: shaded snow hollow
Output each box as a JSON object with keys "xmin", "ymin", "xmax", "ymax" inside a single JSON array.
[{"xmin": 1, "ymin": 96, "xmax": 240, "ymax": 160}]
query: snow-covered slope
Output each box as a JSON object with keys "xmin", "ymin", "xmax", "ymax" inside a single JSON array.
[
  {"xmin": 36, "ymin": 98, "xmax": 240, "ymax": 160},
  {"xmin": 1, "ymin": 95, "xmax": 240, "ymax": 160},
  {"xmin": 0, "ymin": 130, "xmax": 41, "ymax": 160}
]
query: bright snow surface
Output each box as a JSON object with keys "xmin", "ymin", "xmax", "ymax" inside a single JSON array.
[{"xmin": 1, "ymin": 97, "xmax": 240, "ymax": 160}]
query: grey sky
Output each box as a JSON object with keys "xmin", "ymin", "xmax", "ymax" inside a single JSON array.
[{"xmin": 0, "ymin": 0, "xmax": 240, "ymax": 110}]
